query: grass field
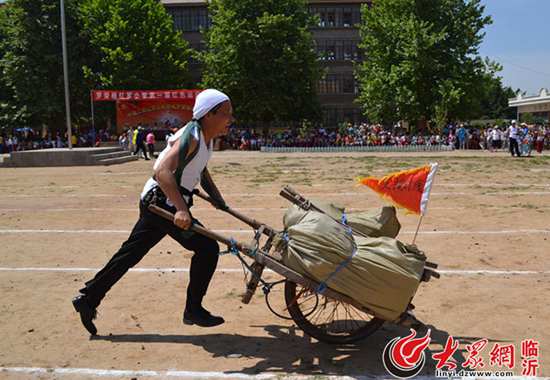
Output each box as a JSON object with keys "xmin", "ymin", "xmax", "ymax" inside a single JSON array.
[{"xmin": 1, "ymin": 150, "xmax": 549, "ymax": 379}]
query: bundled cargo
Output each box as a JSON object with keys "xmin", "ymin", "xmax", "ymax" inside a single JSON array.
[
  {"xmin": 273, "ymin": 203, "xmax": 426, "ymax": 321},
  {"xmin": 150, "ymin": 185, "xmax": 439, "ymax": 344}
]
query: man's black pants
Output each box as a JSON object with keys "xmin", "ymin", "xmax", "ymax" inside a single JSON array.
[
  {"xmin": 509, "ymin": 138, "xmax": 520, "ymax": 156},
  {"xmin": 80, "ymin": 201, "xmax": 219, "ymax": 310},
  {"xmin": 134, "ymin": 142, "xmax": 149, "ymax": 159}
]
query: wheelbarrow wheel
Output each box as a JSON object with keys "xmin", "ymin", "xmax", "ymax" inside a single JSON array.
[{"xmin": 284, "ymin": 280, "xmax": 384, "ymax": 344}]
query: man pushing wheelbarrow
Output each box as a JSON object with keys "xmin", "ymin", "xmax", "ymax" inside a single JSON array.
[
  {"xmin": 72, "ymin": 89, "xmax": 235, "ymax": 335},
  {"xmin": 73, "ymin": 89, "xmax": 439, "ymax": 343}
]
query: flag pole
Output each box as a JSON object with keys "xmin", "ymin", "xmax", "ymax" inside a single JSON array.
[
  {"xmin": 60, "ymin": 0, "xmax": 72, "ymax": 149},
  {"xmin": 413, "ymin": 163, "xmax": 438, "ymax": 245},
  {"xmin": 412, "ymin": 213, "xmax": 424, "ymax": 245},
  {"xmin": 90, "ymin": 90, "xmax": 96, "ymax": 132}
]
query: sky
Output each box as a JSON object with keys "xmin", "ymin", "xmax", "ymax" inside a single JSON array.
[
  {"xmin": 1, "ymin": 0, "xmax": 548, "ymax": 95},
  {"xmin": 478, "ymin": 0, "xmax": 550, "ymax": 95}
]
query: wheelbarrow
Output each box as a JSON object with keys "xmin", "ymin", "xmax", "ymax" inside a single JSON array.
[{"xmin": 149, "ymin": 186, "xmax": 439, "ymax": 344}]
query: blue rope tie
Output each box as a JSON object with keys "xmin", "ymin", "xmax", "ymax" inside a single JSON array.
[
  {"xmin": 316, "ymin": 245, "xmax": 357, "ymax": 294},
  {"xmin": 281, "ymin": 232, "xmax": 290, "ymax": 242},
  {"xmin": 317, "ymin": 212, "xmax": 356, "ymax": 294},
  {"xmin": 229, "ymin": 238, "xmax": 239, "ymax": 255},
  {"xmin": 219, "ymin": 237, "xmax": 240, "ymax": 256},
  {"xmin": 341, "ymin": 212, "xmax": 353, "ymax": 236},
  {"xmin": 341, "ymin": 212, "xmax": 348, "ymax": 225}
]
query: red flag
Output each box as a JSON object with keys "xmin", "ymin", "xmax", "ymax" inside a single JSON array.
[{"xmin": 358, "ymin": 163, "xmax": 438, "ymax": 215}]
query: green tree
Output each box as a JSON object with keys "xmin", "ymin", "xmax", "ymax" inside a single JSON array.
[
  {"xmin": 521, "ymin": 112, "xmax": 534, "ymax": 125},
  {"xmin": 476, "ymin": 61, "xmax": 518, "ymax": 120},
  {"xmin": 356, "ymin": 0, "xmax": 493, "ymax": 127},
  {"xmin": 79, "ymin": 0, "xmax": 191, "ymax": 90},
  {"xmin": 200, "ymin": 0, "xmax": 322, "ymax": 125},
  {"xmin": 0, "ymin": 0, "xmax": 92, "ymax": 131},
  {"xmin": 0, "ymin": 3, "xmax": 17, "ymax": 129}
]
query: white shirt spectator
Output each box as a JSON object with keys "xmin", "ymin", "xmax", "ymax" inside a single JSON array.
[{"xmin": 509, "ymin": 126, "xmax": 519, "ymax": 140}]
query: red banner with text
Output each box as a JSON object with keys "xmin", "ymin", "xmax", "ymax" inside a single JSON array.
[
  {"xmin": 92, "ymin": 89, "xmax": 200, "ymax": 133},
  {"xmin": 116, "ymin": 98, "xmax": 195, "ymax": 132},
  {"xmin": 92, "ymin": 89, "xmax": 201, "ymax": 102}
]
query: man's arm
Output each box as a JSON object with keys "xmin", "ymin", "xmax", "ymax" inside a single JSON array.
[
  {"xmin": 154, "ymin": 138, "xmax": 196, "ymax": 229},
  {"xmin": 200, "ymin": 168, "xmax": 227, "ymax": 210}
]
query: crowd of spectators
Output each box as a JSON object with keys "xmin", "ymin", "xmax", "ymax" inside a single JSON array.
[
  {"xmin": 0, "ymin": 127, "xmax": 115, "ymax": 153},
  {"xmin": 481, "ymin": 122, "xmax": 548, "ymax": 156},
  {"xmin": 2, "ymin": 121, "xmax": 548, "ymax": 156},
  {"xmin": 117, "ymin": 124, "xmax": 165, "ymax": 160},
  {"xmin": 225, "ymin": 123, "xmax": 452, "ymax": 150},
  {"xmin": 224, "ymin": 121, "xmax": 548, "ymax": 154}
]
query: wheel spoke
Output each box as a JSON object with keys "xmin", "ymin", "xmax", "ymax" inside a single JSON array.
[
  {"xmin": 285, "ymin": 281, "xmax": 383, "ymax": 343},
  {"xmin": 344, "ymin": 304, "xmax": 362, "ymax": 330},
  {"xmin": 323, "ymin": 301, "xmax": 338, "ymax": 331},
  {"xmin": 309, "ymin": 299, "xmax": 329, "ymax": 327},
  {"xmin": 350, "ymin": 304, "xmax": 373, "ymax": 323}
]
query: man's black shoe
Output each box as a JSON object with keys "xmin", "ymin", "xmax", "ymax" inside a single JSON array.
[
  {"xmin": 72, "ymin": 295, "xmax": 97, "ymax": 335},
  {"xmin": 183, "ymin": 308, "xmax": 224, "ymax": 327}
]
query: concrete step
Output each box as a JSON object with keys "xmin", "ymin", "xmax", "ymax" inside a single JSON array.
[
  {"xmin": 1, "ymin": 147, "xmax": 140, "ymax": 167},
  {"xmin": 92, "ymin": 151, "xmax": 133, "ymax": 160},
  {"xmin": 90, "ymin": 146, "xmax": 122, "ymax": 153},
  {"xmin": 97, "ymin": 155, "xmax": 139, "ymax": 165}
]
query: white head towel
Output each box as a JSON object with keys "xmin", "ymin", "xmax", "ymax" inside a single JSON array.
[{"xmin": 193, "ymin": 89, "xmax": 230, "ymax": 120}]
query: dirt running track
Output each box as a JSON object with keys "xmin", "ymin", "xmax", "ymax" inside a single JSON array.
[{"xmin": 0, "ymin": 150, "xmax": 549, "ymax": 379}]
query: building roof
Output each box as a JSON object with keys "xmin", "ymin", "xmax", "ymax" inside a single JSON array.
[{"xmin": 509, "ymin": 88, "xmax": 550, "ymax": 107}]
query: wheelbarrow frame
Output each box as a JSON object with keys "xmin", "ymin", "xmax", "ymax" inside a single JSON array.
[{"xmin": 148, "ymin": 186, "xmax": 439, "ymax": 343}]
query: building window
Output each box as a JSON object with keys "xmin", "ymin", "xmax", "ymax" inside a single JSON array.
[
  {"xmin": 318, "ymin": 74, "xmax": 357, "ymax": 95},
  {"xmin": 309, "ymin": 5, "xmax": 361, "ymax": 28},
  {"xmin": 167, "ymin": 6, "xmax": 210, "ymax": 32},
  {"xmin": 316, "ymin": 39, "xmax": 361, "ymax": 61},
  {"xmin": 322, "ymin": 107, "xmax": 365, "ymax": 126},
  {"xmin": 342, "ymin": 8, "xmax": 353, "ymax": 27},
  {"xmin": 318, "ymin": 75, "xmax": 336, "ymax": 94},
  {"xmin": 342, "ymin": 76, "xmax": 355, "ymax": 94},
  {"xmin": 327, "ymin": 10, "xmax": 336, "ymax": 27},
  {"xmin": 323, "ymin": 107, "xmax": 338, "ymax": 126}
]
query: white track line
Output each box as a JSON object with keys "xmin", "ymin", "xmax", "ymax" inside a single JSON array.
[
  {"xmin": 438, "ymin": 270, "xmax": 550, "ymax": 275},
  {"xmin": 0, "ymin": 366, "xmax": 294, "ymax": 379},
  {"xmin": 0, "ymin": 267, "xmax": 549, "ymax": 276},
  {"xmin": 0, "ymin": 208, "xmax": 139, "ymax": 212},
  {"xmin": 409, "ymin": 191, "xmax": 550, "ymax": 196},
  {"xmin": 3, "ymin": 191, "xmax": 550, "ymax": 199},
  {"xmin": 1, "ymin": 228, "xmax": 549, "ymax": 235},
  {"xmin": 2, "ymin": 369, "xmax": 544, "ymax": 380},
  {"xmin": 1, "ymin": 194, "xmax": 130, "ymax": 198},
  {"xmin": 437, "ymin": 183, "xmax": 550, "ymax": 187},
  {"xmin": 0, "ymin": 229, "xmax": 252, "ymax": 234},
  {"xmin": 0, "ymin": 207, "xmax": 289, "ymax": 212},
  {"xmin": 4, "ymin": 206, "xmax": 550, "ymax": 214},
  {"xmin": 2, "ymin": 367, "xmax": 542, "ymax": 380},
  {"xmin": 405, "ymin": 229, "xmax": 550, "ymax": 235},
  {"xmin": 0, "ymin": 368, "xmax": 542, "ymax": 380},
  {"xmin": 94, "ymin": 172, "xmax": 148, "ymax": 176},
  {"xmin": 3, "ymin": 182, "xmax": 548, "ymax": 188},
  {"xmin": 1, "ymin": 206, "xmax": 549, "ymax": 213}
]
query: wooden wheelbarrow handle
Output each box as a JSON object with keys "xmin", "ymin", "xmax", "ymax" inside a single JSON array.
[
  {"xmin": 147, "ymin": 204, "xmax": 253, "ymax": 254},
  {"xmin": 148, "ymin": 203, "xmax": 268, "ymax": 303},
  {"xmin": 194, "ymin": 191, "xmax": 275, "ymax": 237}
]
